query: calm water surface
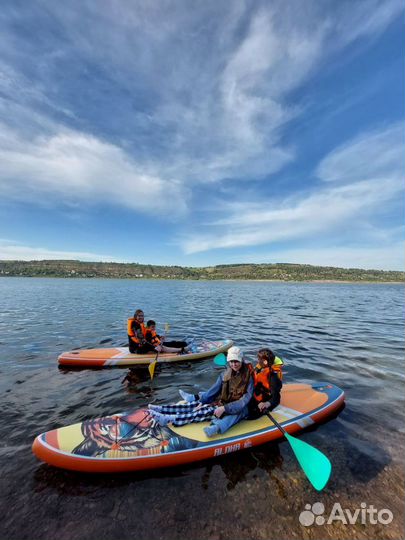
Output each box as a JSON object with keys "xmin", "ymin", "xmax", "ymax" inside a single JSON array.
[{"xmin": 0, "ymin": 278, "xmax": 404, "ymax": 540}]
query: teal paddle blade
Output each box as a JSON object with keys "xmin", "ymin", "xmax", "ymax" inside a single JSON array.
[
  {"xmin": 285, "ymin": 433, "xmax": 331, "ymax": 491},
  {"xmin": 213, "ymin": 353, "xmax": 227, "ymax": 366}
]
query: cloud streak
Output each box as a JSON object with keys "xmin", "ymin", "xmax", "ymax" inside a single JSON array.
[
  {"xmin": 179, "ymin": 123, "xmax": 405, "ymax": 253},
  {"xmin": 316, "ymin": 123, "xmax": 404, "ymax": 184},
  {"xmin": 0, "ymin": 240, "xmax": 118, "ymax": 262},
  {"xmin": 0, "ymin": 123, "xmax": 188, "ymax": 215}
]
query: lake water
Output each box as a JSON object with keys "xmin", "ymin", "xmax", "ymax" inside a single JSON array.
[{"xmin": 0, "ymin": 278, "xmax": 404, "ymax": 540}]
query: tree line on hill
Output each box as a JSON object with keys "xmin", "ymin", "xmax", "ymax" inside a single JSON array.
[{"xmin": 0, "ymin": 260, "xmax": 404, "ymax": 282}]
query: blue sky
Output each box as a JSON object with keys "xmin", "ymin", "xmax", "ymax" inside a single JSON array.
[{"xmin": 0, "ymin": 0, "xmax": 404, "ymax": 270}]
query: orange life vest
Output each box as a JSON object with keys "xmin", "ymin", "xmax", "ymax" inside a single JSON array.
[
  {"xmin": 252, "ymin": 361, "xmax": 283, "ymax": 403},
  {"xmin": 127, "ymin": 318, "xmax": 146, "ymax": 345},
  {"xmin": 145, "ymin": 328, "xmax": 161, "ymax": 346}
]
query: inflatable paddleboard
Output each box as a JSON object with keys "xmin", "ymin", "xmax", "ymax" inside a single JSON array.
[
  {"xmin": 58, "ymin": 339, "xmax": 233, "ymax": 368},
  {"xmin": 32, "ymin": 382, "xmax": 345, "ymax": 473}
]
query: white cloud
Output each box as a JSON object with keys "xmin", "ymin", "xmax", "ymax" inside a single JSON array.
[
  {"xmin": 334, "ymin": 0, "xmax": 404, "ymax": 46},
  {"xmin": 0, "ymin": 123, "xmax": 188, "ymax": 216},
  {"xmin": 0, "ymin": 240, "xmax": 118, "ymax": 262},
  {"xmin": 179, "ymin": 122, "xmax": 405, "ymax": 254},
  {"xmin": 316, "ymin": 123, "xmax": 405, "ymax": 184},
  {"xmin": 180, "ymin": 177, "xmax": 404, "ymax": 254}
]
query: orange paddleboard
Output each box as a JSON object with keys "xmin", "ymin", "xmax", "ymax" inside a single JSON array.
[
  {"xmin": 58, "ymin": 339, "xmax": 233, "ymax": 367},
  {"xmin": 32, "ymin": 382, "xmax": 345, "ymax": 473}
]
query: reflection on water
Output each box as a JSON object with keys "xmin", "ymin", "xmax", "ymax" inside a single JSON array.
[
  {"xmin": 201, "ymin": 443, "xmax": 284, "ymax": 492},
  {"xmin": 0, "ymin": 278, "xmax": 404, "ymax": 540}
]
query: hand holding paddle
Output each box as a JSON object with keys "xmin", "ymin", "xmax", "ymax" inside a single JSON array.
[{"xmin": 212, "ymin": 352, "xmax": 332, "ymax": 491}]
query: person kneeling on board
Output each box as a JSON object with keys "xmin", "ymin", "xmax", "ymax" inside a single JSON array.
[
  {"xmin": 148, "ymin": 346, "xmax": 253, "ymax": 437},
  {"xmin": 247, "ymin": 348, "xmax": 283, "ymax": 419}
]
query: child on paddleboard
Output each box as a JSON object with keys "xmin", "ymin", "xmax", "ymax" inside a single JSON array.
[{"xmin": 247, "ymin": 348, "xmax": 283, "ymax": 419}]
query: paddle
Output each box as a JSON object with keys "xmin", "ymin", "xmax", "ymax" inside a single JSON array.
[
  {"xmin": 265, "ymin": 410, "xmax": 331, "ymax": 491},
  {"xmin": 213, "ymin": 352, "xmax": 227, "ymax": 366},
  {"xmin": 148, "ymin": 323, "xmax": 170, "ymax": 379},
  {"xmin": 212, "ymin": 352, "xmax": 332, "ymax": 491}
]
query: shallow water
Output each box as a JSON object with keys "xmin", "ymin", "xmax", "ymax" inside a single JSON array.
[{"xmin": 0, "ymin": 278, "xmax": 404, "ymax": 540}]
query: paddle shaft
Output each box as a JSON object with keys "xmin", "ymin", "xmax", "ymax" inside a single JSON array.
[
  {"xmin": 149, "ymin": 323, "xmax": 170, "ymax": 379},
  {"xmin": 265, "ymin": 410, "xmax": 287, "ymax": 435},
  {"xmin": 122, "ymin": 339, "xmax": 158, "ymax": 383}
]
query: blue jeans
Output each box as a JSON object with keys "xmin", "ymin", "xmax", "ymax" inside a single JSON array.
[{"xmin": 209, "ymin": 409, "xmax": 248, "ymax": 434}]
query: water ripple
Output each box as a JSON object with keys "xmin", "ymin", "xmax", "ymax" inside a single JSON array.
[{"xmin": 0, "ymin": 278, "xmax": 404, "ymax": 539}]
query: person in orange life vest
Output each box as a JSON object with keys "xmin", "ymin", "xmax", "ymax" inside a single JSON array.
[
  {"xmin": 248, "ymin": 348, "xmax": 283, "ymax": 419},
  {"xmin": 127, "ymin": 309, "xmax": 154, "ymax": 354},
  {"xmin": 145, "ymin": 320, "xmax": 187, "ymax": 354},
  {"xmin": 127, "ymin": 309, "xmax": 189, "ymax": 355}
]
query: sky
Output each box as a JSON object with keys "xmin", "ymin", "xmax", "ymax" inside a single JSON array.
[{"xmin": 0, "ymin": 0, "xmax": 404, "ymax": 270}]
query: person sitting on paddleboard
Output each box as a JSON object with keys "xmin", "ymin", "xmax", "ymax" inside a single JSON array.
[
  {"xmin": 127, "ymin": 309, "xmax": 153, "ymax": 354},
  {"xmin": 148, "ymin": 346, "xmax": 254, "ymax": 437},
  {"xmin": 127, "ymin": 309, "xmax": 188, "ymax": 354},
  {"xmin": 247, "ymin": 348, "xmax": 283, "ymax": 419},
  {"xmin": 145, "ymin": 320, "xmax": 188, "ymax": 354}
]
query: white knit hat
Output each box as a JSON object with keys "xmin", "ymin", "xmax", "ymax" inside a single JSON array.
[{"xmin": 227, "ymin": 346, "xmax": 244, "ymax": 363}]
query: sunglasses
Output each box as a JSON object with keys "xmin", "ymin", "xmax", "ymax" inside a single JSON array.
[{"xmin": 228, "ymin": 360, "xmax": 241, "ymax": 364}]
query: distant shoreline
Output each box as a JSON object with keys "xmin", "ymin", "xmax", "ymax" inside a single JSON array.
[
  {"xmin": 0, "ymin": 259, "xmax": 404, "ymax": 283},
  {"xmin": 220, "ymin": 279, "xmax": 405, "ymax": 284},
  {"xmin": 0, "ymin": 276, "xmax": 403, "ymax": 285}
]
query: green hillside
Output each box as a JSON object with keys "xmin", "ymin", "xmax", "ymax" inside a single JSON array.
[{"xmin": 0, "ymin": 260, "xmax": 403, "ymax": 282}]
